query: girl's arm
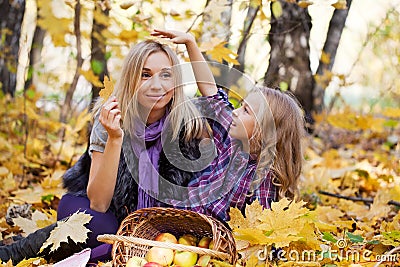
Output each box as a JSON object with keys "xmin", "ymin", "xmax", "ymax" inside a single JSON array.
[
  {"xmin": 87, "ymin": 96, "xmax": 123, "ymax": 212},
  {"xmin": 151, "ymin": 29, "xmax": 218, "ymax": 97}
]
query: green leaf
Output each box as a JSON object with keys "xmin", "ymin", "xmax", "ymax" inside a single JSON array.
[
  {"xmin": 383, "ymin": 119, "xmax": 398, "ymax": 128},
  {"xmin": 381, "ymin": 231, "xmax": 400, "ymax": 246},
  {"xmin": 271, "ymin": 1, "xmax": 283, "ymax": 18},
  {"xmin": 26, "ymin": 89, "xmax": 35, "ymax": 99},
  {"xmin": 91, "ymin": 60, "xmax": 104, "ymax": 75},
  {"xmin": 346, "ymin": 232, "xmax": 364, "ymax": 243},
  {"xmin": 41, "ymin": 194, "xmax": 55, "ymax": 205},
  {"xmin": 322, "ymin": 232, "xmax": 337, "ymax": 243},
  {"xmin": 228, "ymin": 97, "xmax": 241, "ymax": 108},
  {"xmin": 105, "ymin": 51, "xmax": 112, "ymax": 60},
  {"xmin": 279, "ymin": 81, "xmax": 289, "ymax": 91},
  {"xmin": 264, "ymin": 229, "xmax": 274, "ymax": 237}
]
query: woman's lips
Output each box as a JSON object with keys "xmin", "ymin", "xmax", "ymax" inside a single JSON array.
[{"xmin": 147, "ymin": 94, "xmax": 164, "ymax": 100}]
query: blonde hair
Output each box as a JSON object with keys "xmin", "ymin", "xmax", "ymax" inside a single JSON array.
[
  {"xmin": 93, "ymin": 40, "xmax": 205, "ymax": 141},
  {"xmin": 250, "ymin": 86, "xmax": 305, "ymax": 200}
]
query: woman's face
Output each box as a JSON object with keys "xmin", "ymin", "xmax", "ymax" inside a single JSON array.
[
  {"xmin": 230, "ymin": 92, "xmax": 261, "ymax": 143},
  {"xmin": 136, "ymin": 51, "xmax": 175, "ymax": 121}
]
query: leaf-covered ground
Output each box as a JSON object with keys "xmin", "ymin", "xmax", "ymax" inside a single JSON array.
[{"xmin": 0, "ymin": 91, "xmax": 399, "ymax": 266}]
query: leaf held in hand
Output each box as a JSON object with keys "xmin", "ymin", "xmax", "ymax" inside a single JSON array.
[{"xmin": 99, "ymin": 75, "xmax": 114, "ymax": 103}]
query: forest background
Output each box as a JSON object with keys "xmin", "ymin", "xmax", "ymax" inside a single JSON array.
[{"xmin": 0, "ymin": 0, "xmax": 399, "ymax": 266}]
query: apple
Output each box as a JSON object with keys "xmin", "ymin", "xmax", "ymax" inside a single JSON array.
[
  {"xmin": 208, "ymin": 240, "xmax": 214, "ymax": 250},
  {"xmin": 173, "ymin": 251, "xmax": 198, "ymax": 267},
  {"xmin": 197, "ymin": 237, "xmax": 212, "ymax": 248},
  {"xmin": 197, "ymin": 255, "xmax": 211, "ymax": 267},
  {"xmin": 145, "ymin": 247, "xmax": 174, "ymax": 266},
  {"xmin": 155, "ymin": 232, "xmax": 178, "ymax": 244},
  {"xmin": 126, "ymin": 256, "xmax": 148, "ymax": 267},
  {"xmin": 143, "ymin": 262, "xmax": 163, "ymax": 267},
  {"xmin": 178, "ymin": 234, "xmax": 197, "ymax": 246}
]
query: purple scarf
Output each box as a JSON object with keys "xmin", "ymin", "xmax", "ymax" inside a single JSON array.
[{"xmin": 131, "ymin": 113, "xmax": 168, "ymax": 209}]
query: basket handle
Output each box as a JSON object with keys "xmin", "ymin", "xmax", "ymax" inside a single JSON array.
[{"xmin": 97, "ymin": 234, "xmax": 230, "ymax": 261}]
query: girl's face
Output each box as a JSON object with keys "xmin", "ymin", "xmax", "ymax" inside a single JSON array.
[
  {"xmin": 137, "ymin": 51, "xmax": 175, "ymax": 121},
  {"xmin": 230, "ymin": 92, "xmax": 261, "ymax": 143}
]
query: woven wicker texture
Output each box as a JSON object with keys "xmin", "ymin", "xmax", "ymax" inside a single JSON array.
[{"xmin": 97, "ymin": 207, "xmax": 237, "ymax": 267}]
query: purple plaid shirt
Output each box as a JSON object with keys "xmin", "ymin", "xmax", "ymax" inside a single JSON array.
[{"xmin": 172, "ymin": 89, "xmax": 277, "ymax": 221}]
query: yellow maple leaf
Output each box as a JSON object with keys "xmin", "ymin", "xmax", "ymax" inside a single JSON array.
[
  {"xmin": 382, "ymin": 107, "xmax": 400, "ymax": 118},
  {"xmin": 381, "ymin": 211, "xmax": 400, "ymax": 232},
  {"xmin": 73, "ymin": 108, "xmax": 91, "ymax": 134},
  {"xmin": 257, "ymin": 199, "xmax": 309, "ymax": 247},
  {"xmin": 99, "ymin": 75, "xmax": 114, "ymax": 103},
  {"xmin": 13, "ymin": 209, "xmax": 57, "ymax": 236},
  {"xmin": 332, "ymin": 0, "xmax": 347, "ymax": 9},
  {"xmin": 120, "ymin": 0, "xmax": 135, "ymax": 9},
  {"xmin": 37, "ymin": 0, "xmax": 71, "ymax": 47},
  {"xmin": 15, "ymin": 257, "xmax": 47, "ymax": 267},
  {"xmin": 119, "ymin": 30, "xmax": 139, "ymax": 43},
  {"xmin": 40, "ymin": 211, "xmax": 92, "ymax": 252},
  {"xmin": 234, "ymin": 228, "xmax": 271, "ymax": 245},
  {"xmin": 206, "ymin": 42, "xmax": 239, "ymax": 65},
  {"xmin": 79, "ymin": 69, "xmax": 103, "ymax": 88}
]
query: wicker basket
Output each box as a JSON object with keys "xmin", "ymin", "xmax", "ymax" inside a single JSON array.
[{"xmin": 97, "ymin": 207, "xmax": 237, "ymax": 267}]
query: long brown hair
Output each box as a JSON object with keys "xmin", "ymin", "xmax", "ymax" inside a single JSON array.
[{"xmin": 250, "ymin": 86, "xmax": 305, "ymax": 200}]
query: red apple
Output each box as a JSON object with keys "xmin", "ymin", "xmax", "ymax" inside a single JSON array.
[
  {"xmin": 143, "ymin": 262, "xmax": 163, "ymax": 267},
  {"xmin": 197, "ymin": 255, "xmax": 211, "ymax": 267},
  {"xmin": 145, "ymin": 247, "xmax": 174, "ymax": 266},
  {"xmin": 197, "ymin": 237, "xmax": 212, "ymax": 248},
  {"xmin": 178, "ymin": 234, "xmax": 197, "ymax": 246},
  {"xmin": 155, "ymin": 232, "xmax": 178, "ymax": 244},
  {"xmin": 126, "ymin": 256, "xmax": 148, "ymax": 267},
  {"xmin": 173, "ymin": 251, "xmax": 198, "ymax": 267}
]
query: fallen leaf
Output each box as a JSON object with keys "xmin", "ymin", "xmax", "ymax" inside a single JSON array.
[{"xmin": 40, "ymin": 212, "xmax": 92, "ymax": 252}]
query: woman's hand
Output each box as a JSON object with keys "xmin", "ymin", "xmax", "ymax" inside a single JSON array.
[
  {"xmin": 99, "ymin": 96, "xmax": 123, "ymax": 139},
  {"xmin": 151, "ymin": 29, "xmax": 195, "ymax": 45}
]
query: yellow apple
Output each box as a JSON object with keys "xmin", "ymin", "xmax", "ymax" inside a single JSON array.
[
  {"xmin": 145, "ymin": 247, "xmax": 174, "ymax": 266},
  {"xmin": 178, "ymin": 234, "xmax": 197, "ymax": 246},
  {"xmin": 126, "ymin": 256, "xmax": 148, "ymax": 267},
  {"xmin": 173, "ymin": 251, "xmax": 198, "ymax": 267},
  {"xmin": 196, "ymin": 255, "xmax": 211, "ymax": 267},
  {"xmin": 154, "ymin": 232, "xmax": 178, "ymax": 244},
  {"xmin": 208, "ymin": 240, "xmax": 214, "ymax": 250},
  {"xmin": 197, "ymin": 237, "xmax": 212, "ymax": 248}
]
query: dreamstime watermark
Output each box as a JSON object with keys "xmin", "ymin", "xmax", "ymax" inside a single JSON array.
[{"xmin": 256, "ymin": 238, "xmax": 399, "ymax": 264}]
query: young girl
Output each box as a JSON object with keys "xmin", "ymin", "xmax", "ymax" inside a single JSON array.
[{"xmin": 154, "ymin": 30, "xmax": 305, "ymax": 222}]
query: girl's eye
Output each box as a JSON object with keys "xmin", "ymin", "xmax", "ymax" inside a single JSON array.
[{"xmin": 244, "ymin": 106, "xmax": 249, "ymax": 114}]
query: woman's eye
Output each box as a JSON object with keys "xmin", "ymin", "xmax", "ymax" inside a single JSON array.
[
  {"xmin": 142, "ymin": 72, "xmax": 151, "ymax": 79},
  {"xmin": 160, "ymin": 72, "xmax": 172, "ymax": 79}
]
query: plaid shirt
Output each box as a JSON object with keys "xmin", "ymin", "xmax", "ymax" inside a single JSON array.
[{"xmin": 172, "ymin": 89, "xmax": 277, "ymax": 221}]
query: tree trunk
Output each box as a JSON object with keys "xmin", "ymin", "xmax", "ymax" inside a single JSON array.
[
  {"xmin": 0, "ymin": 0, "xmax": 26, "ymax": 96},
  {"xmin": 90, "ymin": 1, "xmax": 109, "ymax": 110},
  {"xmin": 313, "ymin": 0, "xmax": 353, "ymax": 112},
  {"xmin": 60, "ymin": 0, "xmax": 82, "ymax": 123},
  {"xmin": 198, "ymin": 0, "xmax": 233, "ymax": 90},
  {"xmin": 24, "ymin": 1, "xmax": 45, "ymax": 91},
  {"xmin": 234, "ymin": 4, "xmax": 259, "ymax": 73},
  {"xmin": 263, "ymin": 0, "xmax": 313, "ymax": 122}
]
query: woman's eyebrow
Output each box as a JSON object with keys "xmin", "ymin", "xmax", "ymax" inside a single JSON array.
[{"xmin": 142, "ymin": 67, "xmax": 172, "ymax": 72}]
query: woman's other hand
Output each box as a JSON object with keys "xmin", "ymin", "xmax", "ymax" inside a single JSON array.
[{"xmin": 99, "ymin": 96, "xmax": 123, "ymax": 139}]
